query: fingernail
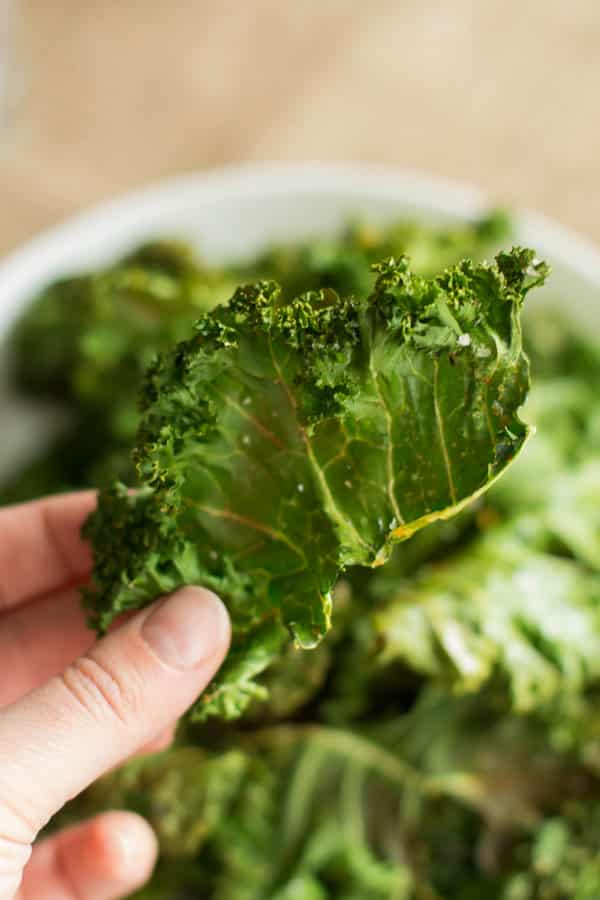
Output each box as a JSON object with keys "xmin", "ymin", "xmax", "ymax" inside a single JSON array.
[
  {"xmin": 107, "ymin": 819, "xmax": 140, "ymax": 870},
  {"xmin": 141, "ymin": 587, "xmax": 230, "ymax": 669},
  {"xmin": 94, "ymin": 813, "xmax": 158, "ymax": 881}
]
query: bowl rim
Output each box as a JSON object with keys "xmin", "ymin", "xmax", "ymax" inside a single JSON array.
[{"xmin": 1, "ymin": 162, "xmax": 600, "ymax": 330}]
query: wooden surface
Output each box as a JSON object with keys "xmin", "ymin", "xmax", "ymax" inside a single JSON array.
[{"xmin": 1, "ymin": 0, "xmax": 599, "ymax": 256}]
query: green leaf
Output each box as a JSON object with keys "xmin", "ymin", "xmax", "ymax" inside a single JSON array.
[
  {"xmin": 373, "ymin": 527, "xmax": 600, "ymax": 713},
  {"xmin": 3, "ymin": 211, "xmax": 512, "ymax": 506},
  {"xmin": 490, "ymin": 376, "xmax": 600, "ymax": 571},
  {"xmin": 12, "ymin": 240, "xmax": 235, "ymax": 417},
  {"xmin": 83, "ymin": 248, "xmax": 542, "ymax": 719},
  {"xmin": 244, "ymin": 210, "xmax": 511, "ymax": 300},
  {"xmin": 504, "ymin": 804, "xmax": 600, "ymax": 899},
  {"xmin": 59, "ymin": 745, "xmax": 251, "ymax": 860}
]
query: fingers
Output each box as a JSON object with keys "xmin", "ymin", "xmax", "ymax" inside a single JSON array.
[
  {"xmin": 0, "ymin": 586, "xmax": 230, "ymax": 849},
  {"xmin": 0, "ymin": 588, "xmax": 94, "ymax": 709},
  {"xmin": 0, "ymin": 493, "xmax": 96, "ymax": 612},
  {"xmin": 0, "ymin": 588, "xmax": 176, "ymax": 749},
  {"xmin": 19, "ymin": 812, "xmax": 157, "ymax": 900}
]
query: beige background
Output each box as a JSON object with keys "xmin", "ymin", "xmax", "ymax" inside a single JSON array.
[{"xmin": 1, "ymin": 0, "xmax": 599, "ymax": 256}]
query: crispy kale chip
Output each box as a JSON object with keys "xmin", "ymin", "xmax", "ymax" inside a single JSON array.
[
  {"xmin": 12, "ymin": 240, "xmax": 236, "ymax": 421},
  {"xmin": 243, "ymin": 210, "xmax": 511, "ymax": 300},
  {"xmin": 503, "ymin": 805, "xmax": 600, "ymax": 899},
  {"xmin": 3, "ymin": 241, "xmax": 239, "ymax": 497},
  {"xmin": 1, "ymin": 211, "xmax": 510, "ymax": 504},
  {"xmin": 371, "ymin": 526, "xmax": 600, "ymax": 713},
  {"xmin": 83, "ymin": 248, "xmax": 546, "ymax": 720},
  {"xmin": 58, "ymin": 706, "xmax": 487, "ymax": 900},
  {"xmin": 61, "ymin": 686, "xmax": 598, "ymax": 900}
]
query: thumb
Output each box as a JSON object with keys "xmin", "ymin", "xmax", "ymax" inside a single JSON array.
[{"xmin": 0, "ymin": 587, "xmax": 229, "ymax": 864}]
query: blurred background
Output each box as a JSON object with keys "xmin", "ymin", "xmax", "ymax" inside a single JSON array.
[{"xmin": 1, "ymin": 0, "xmax": 599, "ymax": 256}]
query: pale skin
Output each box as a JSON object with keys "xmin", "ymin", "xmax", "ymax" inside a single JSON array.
[{"xmin": 0, "ymin": 492, "xmax": 231, "ymax": 900}]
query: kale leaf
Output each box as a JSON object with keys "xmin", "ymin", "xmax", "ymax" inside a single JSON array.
[
  {"xmin": 372, "ymin": 525, "xmax": 600, "ymax": 712},
  {"xmin": 1, "ymin": 212, "xmax": 510, "ymax": 504},
  {"xmin": 83, "ymin": 248, "xmax": 545, "ymax": 719}
]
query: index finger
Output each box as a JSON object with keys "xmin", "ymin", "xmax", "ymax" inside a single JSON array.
[{"xmin": 0, "ymin": 491, "xmax": 96, "ymax": 612}]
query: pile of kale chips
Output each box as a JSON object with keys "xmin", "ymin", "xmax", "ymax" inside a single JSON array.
[{"xmin": 5, "ymin": 213, "xmax": 600, "ymax": 899}]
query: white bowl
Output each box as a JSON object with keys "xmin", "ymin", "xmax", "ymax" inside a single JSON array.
[{"xmin": 2, "ymin": 163, "xmax": 600, "ymax": 480}]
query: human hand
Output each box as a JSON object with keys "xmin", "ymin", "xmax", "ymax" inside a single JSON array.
[{"xmin": 0, "ymin": 492, "xmax": 230, "ymax": 900}]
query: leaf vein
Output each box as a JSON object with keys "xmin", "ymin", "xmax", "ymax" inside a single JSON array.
[{"xmin": 433, "ymin": 358, "xmax": 457, "ymax": 505}]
